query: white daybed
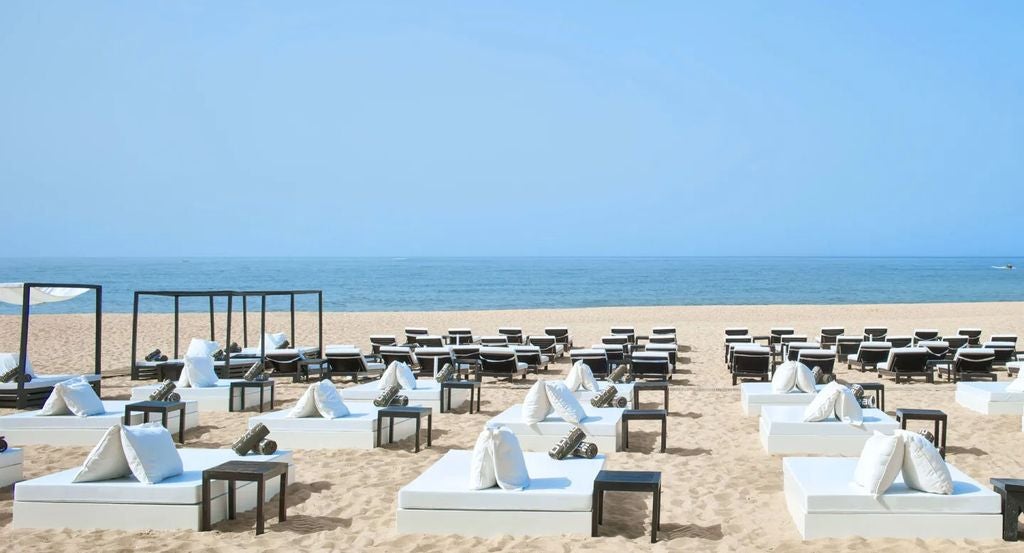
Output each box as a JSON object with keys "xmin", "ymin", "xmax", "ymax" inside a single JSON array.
[
  {"xmin": 132, "ymin": 380, "xmax": 266, "ymax": 412},
  {"xmin": 783, "ymin": 457, "xmax": 1001, "ymax": 539},
  {"xmin": 956, "ymin": 381, "xmax": 1024, "ymax": 415},
  {"xmin": 0, "ymin": 400, "xmax": 199, "ymax": 446},
  {"xmin": 397, "ymin": 450, "xmax": 606, "ymax": 536},
  {"xmin": 759, "ymin": 406, "xmax": 899, "ymax": 455},
  {"xmin": 13, "ymin": 449, "xmax": 294, "ymax": 531},
  {"xmin": 0, "ymin": 373, "xmax": 102, "ymax": 407},
  {"xmin": 0, "ymin": 448, "xmax": 23, "ymax": 488},
  {"xmin": 487, "ymin": 404, "xmax": 624, "ymax": 451},
  {"xmin": 340, "ymin": 379, "xmax": 468, "ymax": 412},
  {"xmin": 247, "ymin": 402, "xmax": 417, "ymax": 450},
  {"xmin": 739, "ymin": 382, "xmax": 824, "ymax": 416}
]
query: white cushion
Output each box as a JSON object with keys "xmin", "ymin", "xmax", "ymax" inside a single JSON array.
[
  {"xmin": 260, "ymin": 332, "xmax": 288, "ymax": 351},
  {"xmin": 896, "ymin": 430, "xmax": 953, "ymax": 495},
  {"xmin": 522, "ymin": 381, "xmax": 552, "ymax": 424},
  {"xmin": 491, "ymin": 427, "xmax": 530, "ymax": 491},
  {"xmin": 185, "ymin": 338, "xmax": 219, "ymax": 358},
  {"xmin": 180, "ymin": 355, "xmax": 218, "ymax": 388},
  {"xmin": 288, "ymin": 385, "xmax": 320, "ymax": 418},
  {"xmin": 794, "ymin": 363, "xmax": 817, "ymax": 393},
  {"xmin": 1007, "ymin": 375, "xmax": 1024, "ymax": 393},
  {"xmin": 564, "ymin": 361, "xmax": 599, "ymax": 392},
  {"xmin": 72, "ymin": 425, "xmax": 131, "ymax": 483},
  {"xmin": 802, "ymin": 382, "xmax": 844, "ymax": 422},
  {"xmin": 0, "ymin": 352, "xmax": 33, "ymax": 377},
  {"xmin": 544, "ymin": 382, "xmax": 586, "ymax": 426},
  {"xmin": 771, "ymin": 361, "xmax": 799, "ymax": 393},
  {"xmin": 313, "ymin": 380, "xmax": 349, "ymax": 419},
  {"xmin": 834, "ymin": 386, "xmax": 864, "ymax": 427},
  {"xmin": 379, "ymin": 361, "xmax": 417, "ymax": 390},
  {"xmin": 120, "ymin": 423, "xmax": 184, "ymax": 485},
  {"xmin": 853, "ymin": 431, "xmax": 905, "ymax": 496},
  {"xmin": 469, "ymin": 428, "xmax": 497, "ymax": 490},
  {"xmin": 40, "ymin": 376, "xmax": 104, "ymax": 417}
]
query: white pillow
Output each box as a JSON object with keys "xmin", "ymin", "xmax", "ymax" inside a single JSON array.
[
  {"xmin": 468, "ymin": 428, "xmax": 497, "ymax": 490},
  {"xmin": 185, "ymin": 338, "xmax": 219, "ymax": 358},
  {"xmin": 793, "ymin": 363, "xmax": 817, "ymax": 393},
  {"xmin": 834, "ymin": 386, "xmax": 864, "ymax": 427},
  {"xmin": 1007, "ymin": 375, "xmax": 1024, "ymax": 393},
  {"xmin": 522, "ymin": 381, "xmax": 552, "ymax": 424},
  {"xmin": 39, "ymin": 376, "xmax": 79, "ymax": 415},
  {"xmin": 565, "ymin": 361, "xmax": 600, "ymax": 392},
  {"xmin": 802, "ymin": 381, "xmax": 844, "ymax": 422},
  {"xmin": 0, "ymin": 353, "xmax": 34, "ymax": 377},
  {"xmin": 313, "ymin": 380, "xmax": 350, "ymax": 419},
  {"xmin": 490, "ymin": 427, "xmax": 530, "ymax": 491},
  {"xmin": 545, "ymin": 381, "xmax": 586, "ymax": 425},
  {"xmin": 120, "ymin": 422, "xmax": 183, "ymax": 484},
  {"xmin": 72, "ymin": 424, "xmax": 132, "ymax": 483},
  {"xmin": 288, "ymin": 385, "xmax": 320, "ymax": 418},
  {"xmin": 182, "ymin": 355, "xmax": 218, "ymax": 388},
  {"xmin": 853, "ymin": 431, "xmax": 905, "ymax": 496},
  {"xmin": 396, "ymin": 362, "xmax": 417, "ymax": 390},
  {"xmin": 260, "ymin": 332, "xmax": 288, "ymax": 351},
  {"xmin": 771, "ymin": 361, "xmax": 799, "ymax": 393},
  {"xmin": 60, "ymin": 378, "xmax": 105, "ymax": 417},
  {"xmin": 896, "ymin": 430, "xmax": 953, "ymax": 494}
]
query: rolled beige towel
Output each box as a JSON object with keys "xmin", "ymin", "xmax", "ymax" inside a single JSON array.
[
  {"xmin": 374, "ymin": 385, "xmax": 400, "ymax": 407},
  {"xmin": 548, "ymin": 427, "xmax": 586, "ymax": 460},
  {"xmin": 232, "ymin": 423, "xmax": 270, "ymax": 456}
]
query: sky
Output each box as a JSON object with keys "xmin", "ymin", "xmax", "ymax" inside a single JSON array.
[{"xmin": 0, "ymin": 2, "xmax": 1021, "ymax": 257}]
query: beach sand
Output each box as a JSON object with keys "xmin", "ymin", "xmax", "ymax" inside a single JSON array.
[{"xmin": 0, "ymin": 301, "xmax": 1022, "ymax": 552}]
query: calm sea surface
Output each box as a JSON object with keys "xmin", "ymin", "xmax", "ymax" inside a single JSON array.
[{"xmin": 0, "ymin": 257, "xmax": 1021, "ymax": 314}]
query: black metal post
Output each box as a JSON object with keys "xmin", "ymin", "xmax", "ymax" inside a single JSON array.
[
  {"xmin": 318, "ymin": 291, "xmax": 324, "ymax": 355},
  {"xmin": 173, "ymin": 296, "xmax": 180, "ymax": 359},
  {"xmin": 242, "ymin": 295, "xmax": 248, "ymax": 348},
  {"xmin": 16, "ymin": 285, "xmax": 30, "ymax": 410},
  {"xmin": 131, "ymin": 291, "xmax": 140, "ymax": 379},
  {"xmin": 290, "ymin": 294, "xmax": 296, "ymax": 347},
  {"xmin": 226, "ymin": 295, "xmax": 233, "ymax": 373},
  {"xmin": 94, "ymin": 286, "xmax": 102, "ymax": 376},
  {"xmin": 260, "ymin": 295, "xmax": 267, "ymax": 361},
  {"xmin": 209, "ymin": 296, "xmax": 215, "ymax": 342}
]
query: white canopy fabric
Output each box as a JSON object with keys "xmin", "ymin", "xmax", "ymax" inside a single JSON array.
[{"xmin": 0, "ymin": 283, "xmax": 90, "ymax": 306}]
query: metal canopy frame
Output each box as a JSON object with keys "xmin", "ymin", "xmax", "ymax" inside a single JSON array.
[
  {"xmin": 130, "ymin": 289, "xmax": 324, "ymax": 379},
  {"xmin": 14, "ymin": 282, "xmax": 102, "ymax": 409}
]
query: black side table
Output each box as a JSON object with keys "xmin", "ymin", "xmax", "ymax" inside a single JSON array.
[
  {"xmin": 124, "ymin": 400, "xmax": 186, "ymax": 444},
  {"xmin": 593, "ymin": 470, "xmax": 662, "ymax": 543},
  {"xmin": 622, "ymin": 409, "xmax": 667, "ymax": 453},
  {"xmin": 992, "ymin": 478, "xmax": 1024, "ymax": 541},
  {"xmin": 632, "ymin": 381, "xmax": 669, "ymax": 410},
  {"xmin": 201, "ymin": 460, "xmax": 288, "ymax": 535},
  {"xmin": 440, "ymin": 380, "xmax": 481, "ymax": 414},
  {"xmin": 229, "ymin": 380, "xmax": 275, "ymax": 413},
  {"xmin": 377, "ymin": 406, "xmax": 432, "ymax": 452},
  {"xmin": 895, "ymin": 408, "xmax": 947, "ymax": 458},
  {"xmin": 852, "ymin": 382, "xmax": 885, "ymax": 411}
]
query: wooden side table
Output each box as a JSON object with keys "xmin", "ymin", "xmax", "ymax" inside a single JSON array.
[
  {"xmin": 851, "ymin": 382, "xmax": 885, "ymax": 411},
  {"xmin": 632, "ymin": 381, "xmax": 669, "ymax": 410},
  {"xmin": 593, "ymin": 470, "xmax": 662, "ymax": 543},
  {"xmin": 895, "ymin": 408, "xmax": 947, "ymax": 458},
  {"xmin": 992, "ymin": 478, "xmax": 1024, "ymax": 541},
  {"xmin": 229, "ymin": 380, "xmax": 275, "ymax": 413},
  {"xmin": 201, "ymin": 460, "xmax": 288, "ymax": 535},
  {"xmin": 376, "ymin": 406, "xmax": 432, "ymax": 452},
  {"xmin": 124, "ymin": 400, "xmax": 186, "ymax": 444},
  {"xmin": 622, "ymin": 409, "xmax": 667, "ymax": 453},
  {"xmin": 440, "ymin": 380, "xmax": 481, "ymax": 414}
]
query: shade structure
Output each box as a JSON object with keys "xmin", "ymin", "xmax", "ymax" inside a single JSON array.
[{"xmin": 0, "ymin": 283, "xmax": 89, "ymax": 306}]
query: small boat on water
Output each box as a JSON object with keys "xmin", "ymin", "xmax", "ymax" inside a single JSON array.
[{"xmin": 992, "ymin": 263, "xmax": 1014, "ymax": 270}]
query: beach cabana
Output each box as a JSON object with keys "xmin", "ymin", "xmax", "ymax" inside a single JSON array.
[{"xmin": 0, "ymin": 282, "xmax": 102, "ymax": 409}]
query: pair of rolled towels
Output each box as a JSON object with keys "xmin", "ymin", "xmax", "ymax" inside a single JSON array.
[
  {"xmin": 148, "ymin": 379, "xmax": 181, "ymax": 402},
  {"xmin": 145, "ymin": 349, "xmax": 169, "ymax": 362},
  {"xmin": 434, "ymin": 363, "xmax": 456, "ymax": 384},
  {"xmin": 0, "ymin": 365, "xmax": 31, "ymax": 384},
  {"xmin": 548, "ymin": 427, "xmax": 598, "ymax": 460},
  {"xmin": 606, "ymin": 365, "xmax": 634, "ymax": 384},
  {"xmin": 231, "ymin": 422, "xmax": 278, "ymax": 456},
  {"xmin": 243, "ymin": 361, "xmax": 267, "ymax": 382},
  {"xmin": 590, "ymin": 385, "xmax": 628, "ymax": 408},
  {"xmin": 373, "ymin": 385, "xmax": 409, "ymax": 407}
]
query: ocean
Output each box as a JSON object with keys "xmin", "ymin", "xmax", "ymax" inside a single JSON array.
[{"xmin": 0, "ymin": 257, "xmax": 1021, "ymax": 314}]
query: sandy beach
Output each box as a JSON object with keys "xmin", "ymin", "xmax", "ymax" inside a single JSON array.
[{"xmin": 0, "ymin": 301, "xmax": 1022, "ymax": 552}]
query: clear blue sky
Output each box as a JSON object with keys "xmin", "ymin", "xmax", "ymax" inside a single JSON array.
[{"xmin": 1, "ymin": 2, "xmax": 1021, "ymax": 257}]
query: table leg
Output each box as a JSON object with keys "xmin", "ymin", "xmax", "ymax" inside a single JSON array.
[
  {"xmin": 414, "ymin": 416, "xmax": 421, "ymax": 453},
  {"xmin": 445, "ymin": 386, "xmax": 451, "ymax": 414},
  {"xmin": 652, "ymin": 486, "xmax": 661, "ymax": 543},
  {"xmin": 664, "ymin": 387, "xmax": 669, "ymax": 411},
  {"xmin": 633, "ymin": 388, "xmax": 639, "ymax": 409},
  {"xmin": 256, "ymin": 479, "xmax": 265, "ymax": 535},
  {"xmin": 661, "ymin": 416, "xmax": 667, "ymax": 453},
  {"xmin": 427, "ymin": 414, "xmax": 432, "ymax": 448},
  {"xmin": 376, "ymin": 415, "xmax": 382, "ymax": 447},
  {"xmin": 940, "ymin": 419, "xmax": 947, "ymax": 458},
  {"xmin": 241, "ymin": 386, "xmax": 247, "ymax": 412},
  {"xmin": 475, "ymin": 386, "xmax": 481, "ymax": 413},
  {"xmin": 591, "ymin": 487, "xmax": 600, "ymax": 536},
  {"xmin": 623, "ymin": 418, "xmax": 630, "ymax": 449},
  {"xmin": 598, "ymin": 488, "xmax": 604, "ymax": 524},
  {"xmin": 178, "ymin": 406, "xmax": 186, "ymax": 444},
  {"xmin": 124, "ymin": 406, "xmax": 131, "ymax": 426},
  {"xmin": 201, "ymin": 476, "xmax": 211, "ymax": 531},
  {"xmin": 259, "ymin": 385, "xmax": 265, "ymax": 413},
  {"xmin": 161, "ymin": 411, "xmax": 168, "ymax": 433},
  {"xmin": 389, "ymin": 418, "xmax": 395, "ymax": 444},
  {"xmin": 144, "ymin": 411, "xmax": 151, "ymax": 424},
  {"xmin": 228, "ymin": 480, "xmax": 236, "ymax": 519},
  {"xmin": 270, "ymin": 383, "xmax": 275, "ymax": 410},
  {"xmin": 279, "ymin": 470, "xmax": 288, "ymax": 522}
]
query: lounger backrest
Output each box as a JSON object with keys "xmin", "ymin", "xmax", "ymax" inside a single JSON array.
[
  {"xmin": 724, "ymin": 327, "xmax": 749, "ymax": 336},
  {"xmin": 610, "ymin": 327, "xmax": 636, "ymax": 343},
  {"xmin": 544, "ymin": 327, "xmax": 571, "ymax": 343},
  {"xmin": 863, "ymin": 327, "xmax": 888, "ymax": 341},
  {"xmin": 601, "ymin": 335, "xmax": 629, "ymax": 345},
  {"xmin": 511, "ymin": 345, "xmax": 543, "ymax": 365},
  {"xmin": 954, "ymin": 348, "xmax": 995, "ymax": 372},
  {"xmin": 769, "ymin": 328, "xmax": 795, "ymax": 344},
  {"xmin": 480, "ymin": 336, "xmax": 509, "ymax": 346},
  {"xmin": 447, "ymin": 329, "xmax": 474, "ymax": 345},
  {"xmin": 990, "ymin": 334, "xmax": 1018, "ymax": 344},
  {"xmin": 917, "ymin": 341, "xmax": 950, "ymax": 359},
  {"xmin": 369, "ymin": 335, "xmax": 398, "ymax": 355},
  {"xmin": 819, "ymin": 327, "xmax": 845, "ymax": 346},
  {"xmin": 885, "ymin": 347, "xmax": 930, "ymax": 372},
  {"xmin": 651, "ymin": 326, "xmax": 676, "ymax": 335},
  {"xmin": 733, "ymin": 350, "xmax": 770, "ymax": 373},
  {"xmin": 645, "ymin": 343, "xmax": 677, "ymax": 365},
  {"xmin": 797, "ymin": 349, "xmax": 836, "ymax": 373},
  {"xmin": 380, "ymin": 346, "xmax": 417, "ymax": 366},
  {"xmin": 725, "ymin": 336, "xmax": 753, "ymax": 344},
  {"xmin": 592, "ymin": 344, "xmax": 626, "ymax": 361},
  {"xmin": 912, "ymin": 329, "xmax": 940, "ymax": 343},
  {"xmin": 942, "ymin": 335, "xmax": 969, "ymax": 350},
  {"xmin": 887, "ymin": 336, "xmax": 913, "ymax": 348},
  {"xmin": 415, "ymin": 335, "xmax": 445, "ymax": 347},
  {"xmin": 416, "ymin": 347, "xmax": 452, "ymax": 374},
  {"xmin": 526, "ymin": 335, "xmax": 561, "ymax": 355},
  {"xmin": 835, "ymin": 336, "xmax": 862, "ymax": 356},
  {"xmin": 497, "ymin": 328, "xmax": 524, "ymax": 344},
  {"xmin": 450, "ymin": 346, "xmax": 481, "ymax": 364},
  {"xmin": 785, "ymin": 342, "xmax": 818, "ymax": 361},
  {"xmin": 631, "ymin": 352, "xmax": 670, "ymax": 378},
  {"xmin": 857, "ymin": 342, "xmax": 892, "ymax": 363},
  {"xmin": 325, "ymin": 350, "xmax": 373, "ymax": 373},
  {"xmin": 957, "ymin": 328, "xmax": 982, "ymax": 346},
  {"xmin": 648, "ymin": 334, "xmax": 676, "ymax": 344},
  {"xmin": 983, "ymin": 342, "xmax": 1017, "ymax": 361},
  {"xmin": 479, "ymin": 347, "xmax": 519, "ymax": 373}
]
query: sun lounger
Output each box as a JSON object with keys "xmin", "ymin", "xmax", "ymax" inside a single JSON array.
[
  {"xmin": 526, "ymin": 335, "xmax": 565, "ymax": 359},
  {"xmin": 796, "ymin": 349, "xmax": 836, "ymax": 374},
  {"xmin": 477, "ymin": 347, "xmax": 528, "ymax": 381},
  {"xmin": 396, "ymin": 450, "xmax": 605, "ymax": 536},
  {"xmin": 957, "ymin": 328, "xmax": 983, "ymax": 346},
  {"xmin": 341, "ymin": 378, "xmax": 468, "ymax": 412},
  {"xmin": 610, "ymin": 326, "xmax": 636, "ymax": 344},
  {"xmin": 248, "ymin": 403, "xmax": 416, "ymax": 449},
  {"xmin": 724, "ymin": 327, "xmax": 749, "ymax": 336},
  {"xmin": 731, "ymin": 345, "xmax": 771, "ymax": 385},
  {"xmin": 487, "ymin": 404, "xmax": 624, "ymax": 451},
  {"xmin": 818, "ymin": 327, "xmax": 844, "ymax": 348},
  {"xmin": 13, "ymin": 449, "xmax": 294, "ymax": 530},
  {"xmin": 446, "ymin": 328, "xmax": 475, "ymax": 345},
  {"xmin": 323, "ymin": 346, "xmax": 385, "ymax": 382},
  {"xmin": 414, "ymin": 347, "xmax": 454, "ymax": 377},
  {"xmin": 630, "ymin": 351, "xmax": 672, "ymax": 380},
  {"xmin": 783, "ymin": 457, "xmax": 1000, "ymax": 539},
  {"xmin": 940, "ymin": 348, "xmax": 997, "ymax": 382},
  {"xmin": 497, "ymin": 327, "xmax": 524, "ymax": 344},
  {"xmin": 404, "ymin": 327, "xmax": 429, "ymax": 346},
  {"xmin": 569, "ymin": 349, "xmax": 610, "ymax": 377},
  {"xmin": 876, "ymin": 347, "xmax": 934, "ymax": 383},
  {"xmin": 369, "ymin": 335, "xmax": 398, "ymax": 359},
  {"xmin": 759, "ymin": 406, "xmax": 899, "ymax": 455},
  {"xmin": 863, "ymin": 326, "xmax": 888, "ymax": 342},
  {"xmin": 912, "ymin": 329, "xmax": 940, "ymax": 344},
  {"xmin": 0, "ymin": 400, "xmax": 198, "ymax": 445},
  {"xmin": 380, "ymin": 346, "xmax": 418, "ymax": 368},
  {"xmin": 739, "ymin": 382, "xmax": 824, "ymax": 416},
  {"xmin": 847, "ymin": 342, "xmax": 891, "ymax": 372},
  {"xmin": 134, "ymin": 358, "xmax": 256, "ymax": 380},
  {"xmin": 955, "ymin": 381, "xmax": 1024, "ymax": 414},
  {"xmin": 543, "ymin": 327, "xmax": 573, "ymax": 351},
  {"xmin": 132, "ymin": 380, "xmax": 266, "ymax": 412},
  {"xmin": 785, "ymin": 341, "xmax": 821, "ymax": 362},
  {"xmin": 510, "ymin": 345, "xmax": 549, "ymax": 373},
  {"xmin": 984, "ymin": 341, "xmax": 1018, "ymax": 366},
  {"xmin": 724, "ymin": 335, "xmax": 754, "ymax": 363}
]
